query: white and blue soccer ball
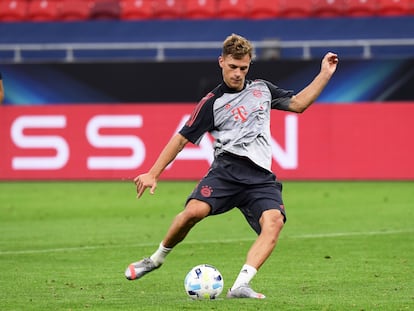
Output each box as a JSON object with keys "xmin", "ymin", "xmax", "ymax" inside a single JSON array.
[{"xmin": 184, "ymin": 264, "xmax": 224, "ymax": 300}]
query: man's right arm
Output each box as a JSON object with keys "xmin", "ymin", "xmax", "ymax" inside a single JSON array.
[{"xmin": 134, "ymin": 133, "xmax": 189, "ymax": 198}]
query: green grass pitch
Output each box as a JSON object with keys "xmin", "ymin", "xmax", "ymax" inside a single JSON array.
[{"xmin": 0, "ymin": 181, "xmax": 413, "ymax": 310}]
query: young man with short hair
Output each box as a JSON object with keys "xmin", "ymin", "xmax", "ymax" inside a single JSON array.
[{"xmin": 125, "ymin": 34, "xmax": 339, "ymax": 299}]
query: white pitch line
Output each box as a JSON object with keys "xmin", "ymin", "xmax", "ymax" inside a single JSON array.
[
  {"xmin": 0, "ymin": 229, "xmax": 412, "ymax": 256},
  {"xmin": 285, "ymin": 228, "xmax": 414, "ymax": 239}
]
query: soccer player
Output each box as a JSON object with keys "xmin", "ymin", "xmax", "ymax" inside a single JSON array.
[{"xmin": 125, "ymin": 34, "xmax": 339, "ymax": 299}]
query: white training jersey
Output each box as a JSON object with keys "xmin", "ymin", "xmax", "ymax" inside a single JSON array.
[{"xmin": 179, "ymin": 79, "xmax": 294, "ymax": 172}]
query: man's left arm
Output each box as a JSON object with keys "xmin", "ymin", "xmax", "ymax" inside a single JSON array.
[{"xmin": 288, "ymin": 52, "xmax": 339, "ymax": 113}]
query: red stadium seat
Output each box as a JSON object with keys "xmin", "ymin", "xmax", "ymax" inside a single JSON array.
[
  {"xmin": 248, "ymin": 0, "xmax": 279, "ymax": 19},
  {"xmin": 58, "ymin": 0, "xmax": 91, "ymax": 21},
  {"xmin": 217, "ymin": 0, "xmax": 249, "ymax": 19},
  {"xmin": 120, "ymin": 0, "xmax": 154, "ymax": 20},
  {"xmin": 153, "ymin": 0, "xmax": 184, "ymax": 19},
  {"xmin": 313, "ymin": 0, "xmax": 345, "ymax": 17},
  {"xmin": 27, "ymin": 0, "xmax": 58, "ymax": 21},
  {"xmin": 377, "ymin": 0, "xmax": 412, "ymax": 16},
  {"xmin": 278, "ymin": 0, "xmax": 313, "ymax": 18},
  {"xmin": 0, "ymin": 0, "xmax": 28, "ymax": 22},
  {"xmin": 90, "ymin": 0, "xmax": 121, "ymax": 20},
  {"xmin": 344, "ymin": 0, "xmax": 377, "ymax": 17},
  {"xmin": 183, "ymin": 0, "xmax": 217, "ymax": 19}
]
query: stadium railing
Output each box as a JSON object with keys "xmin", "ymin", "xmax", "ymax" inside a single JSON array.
[{"xmin": 1, "ymin": 38, "xmax": 414, "ymax": 63}]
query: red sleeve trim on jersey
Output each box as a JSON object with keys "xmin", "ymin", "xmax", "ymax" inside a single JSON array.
[{"xmin": 186, "ymin": 92, "xmax": 215, "ymax": 127}]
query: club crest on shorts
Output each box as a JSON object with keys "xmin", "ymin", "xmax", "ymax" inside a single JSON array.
[{"xmin": 200, "ymin": 185, "xmax": 213, "ymax": 197}]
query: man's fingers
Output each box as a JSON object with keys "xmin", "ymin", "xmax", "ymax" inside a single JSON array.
[
  {"xmin": 135, "ymin": 181, "xmax": 157, "ymax": 198},
  {"xmin": 149, "ymin": 183, "xmax": 157, "ymax": 195},
  {"xmin": 135, "ymin": 178, "xmax": 145, "ymax": 198},
  {"xmin": 326, "ymin": 52, "xmax": 338, "ymax": 64},
  {"xmin": 133, "ymin": 175, "xmax": 156, "ymax": 199},
  {"xmin": 329, "ymin": 54, "xmax": 339, "ymax": 64}
]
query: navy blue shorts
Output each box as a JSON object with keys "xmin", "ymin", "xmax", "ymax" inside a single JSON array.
[{"xmin": 186, "ymin": 153, "xmax": 286, "ymax": 234}]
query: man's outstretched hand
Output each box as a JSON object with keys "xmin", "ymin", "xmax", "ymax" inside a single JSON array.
[{"xmin": 134, "ymin": 173, "xmax": 157, "ymax": 198}]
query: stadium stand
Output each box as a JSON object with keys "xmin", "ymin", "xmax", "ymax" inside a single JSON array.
[
  {"xmin": 183, "ymin": 0, "xmax": 217, "ymax": 19},
  {"xmin": 377, "ymin": 0, "xmax": 413, "ymax": 16},
  {"xmin": 1, "ymin": 0, "xmax": 414, "ymax": 22},
  {"xmin": 153, "ymin": 0, "xmax": 183, "ymax": 19},
  {"xmin": 27, "ymin": 0, "xmax": 59, "ymax": 21},
  {"xmin": 278, "ymin": 0, "xmax": 313, "ymax": 18},
  {"xmin": 344, "ymin": 0, "xmax": 377, "ymax": 16},
  {"xmin": 217, "ymin": 0, "xmax": 249, "ymax": 19},
  {"xmin": 89, "ymin": 0, "xmax": 121, "ymax": 20},
  {"xmin": 120, "ymin": 0, "xmax": 154, "ymax": 20},
  {"xmin": 0, "ymin": 0, "xmax": 28, "ymax": 21},
  {"xmin": 58, "ymin": 0, "xmax": 91, "ymax": 21},
  {"xmin": 313, "ymin": 0, "xmax": 345, "ymax": 17},
  {"xmin": 0, "ymin": 0, "xmax": 413, "ymax": 62},
  {"xmin": 249, "ymin": 0, "xmax": 280, "ymax": 19}
]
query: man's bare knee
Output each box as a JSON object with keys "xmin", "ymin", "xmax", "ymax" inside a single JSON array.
[
  {"xmin": 181, "ymin": 199, "xmax": 211, "ymax": 224},
  {"xmin": 260, "ymin": 210, "xmax": 284, "ymax": 237}
]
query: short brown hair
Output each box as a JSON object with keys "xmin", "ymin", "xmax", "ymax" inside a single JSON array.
[{"xmin": 222, "ymin": 34, "xmax": 253, "ymax": 60}]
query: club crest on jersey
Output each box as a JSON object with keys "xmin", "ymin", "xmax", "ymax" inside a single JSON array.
[
  {"xmin": 252, "ymin": 89, "xmax": 263, "ymax": 98},
  {"xmin": 231, "ymin": 106, "xmax": 248, "ymax": 122}
]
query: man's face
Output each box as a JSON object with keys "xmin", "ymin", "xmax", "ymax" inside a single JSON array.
[{"xmin": 219, "ymin": 54, "xmax": 251, "ymax": 91}]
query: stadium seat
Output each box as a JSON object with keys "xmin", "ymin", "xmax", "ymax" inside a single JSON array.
[
  {"xmin": 248, "ymin": 0, "xmax": 280, "ymax": 19},
  {"xmin": 58, "ymin": 0, "xmax": 92, "ymax": 21},
  {"xmin": 153, "ymin": 0, "xmax": 183, "ymax": 19},
  {"xmin": 344, "ymin": 0, "xmax": 377, "ymax": 17},
  {"xmin": 217, "ymin": 0, "xmax": 249, "ymax": 19},
  {"xmin": 27, "ymin": 0, "xmax": 59, "ymax": 21},
  {"xmin": 120, "ymin": 0, "xmax": 154, "ymax": 20},
  {"xmin": 278, "ymin": 0, "xmax": 313, "ymax": 18},
  {"xmin": 313, "ymin": 0, "xmax": 345, "ymax": 17},
  {"xmin": 183, "ymin": 0, "xmax": 217, "ymax": 19},
  {"xmin": 377, "ymin": 0, "xmax": 412, "ymax": 16},
  {"xmin": 0, "ymin": 0, "xmax": 28, "ymax": 22},
  {"xmin": 89, "ymin": 0, "xmax": 121, "ymax": 20}
]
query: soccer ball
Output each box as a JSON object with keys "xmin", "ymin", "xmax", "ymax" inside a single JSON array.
[{"xmin": 184, "ymin": 264, "xmax": 224, "ymax": 300}]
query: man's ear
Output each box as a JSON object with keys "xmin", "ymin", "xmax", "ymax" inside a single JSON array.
[{"xmin": 218, "ymin": 55, "xmax": 224, "ymax": 68}]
